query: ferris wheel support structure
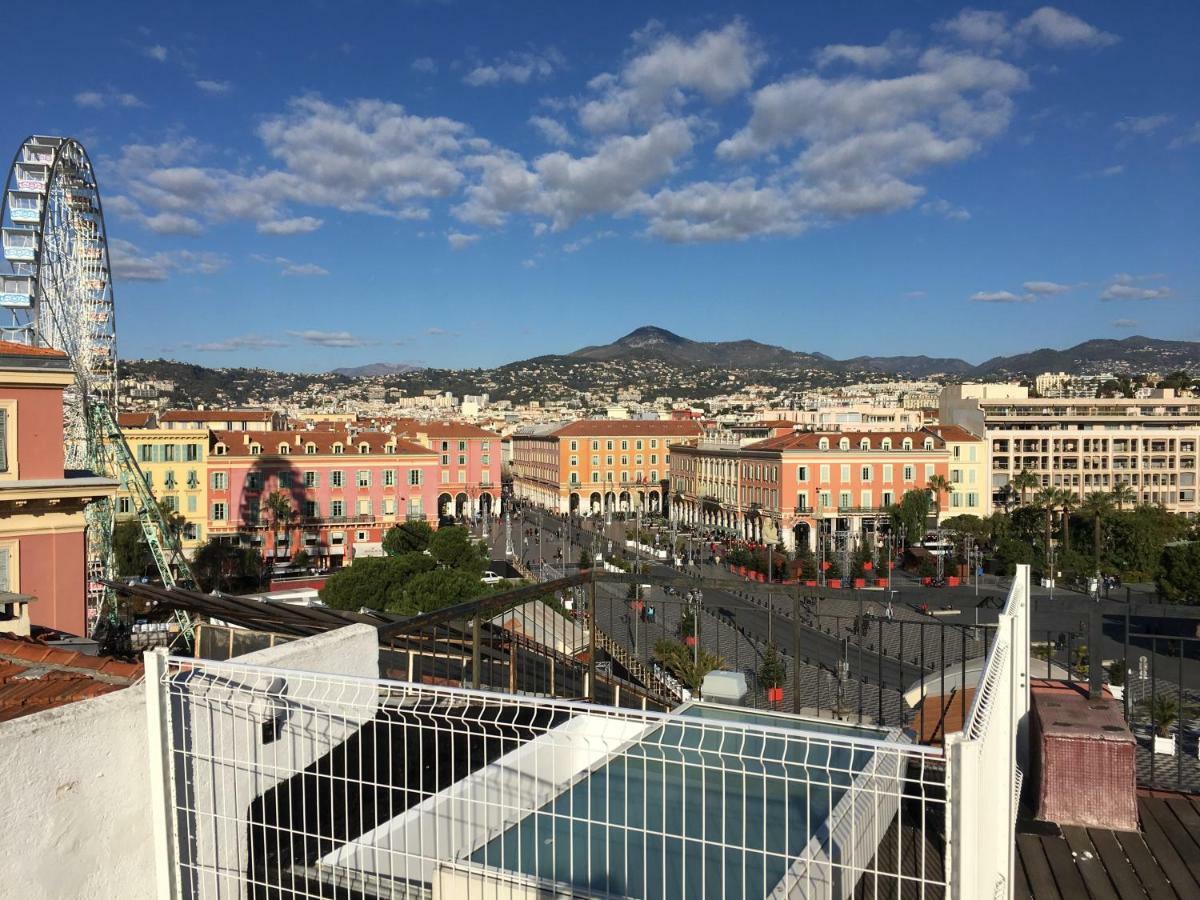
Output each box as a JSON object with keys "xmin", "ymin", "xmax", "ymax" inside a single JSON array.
[{"xmin": 1, "ymin": 135, "xmax": 193, "ymax": 640}]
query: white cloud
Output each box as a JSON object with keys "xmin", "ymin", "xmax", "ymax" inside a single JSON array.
[
  {"xmin": 521, "ymin": 259, "xmax": 537, "ymax": 268},
  {"xmin": 252, "ymin": 254, "xmax": 328, "ymax": 276},
  {"xmin": 108, "ymin": 238, "xmax": 228, "ymax": 282},
  {"xmin": 287, "ymin": 329, "xmax": 375, "ymax": 347},
  {"xmin": 1169, "ymin": 123, "xmax": 1200, "ymax": 150},
  {"xmin": 142, "ymin": 211, "xmax": 205, "ymax": 236},
  {"xmin": 1099, "ymin": 277, "xmax": 1172, "ymax": 300},
  {"xmin": 464, "ymin": 48, "xmax": 563, "ymax": 86},
  {"xmin": 562, "ymin": 230, "xmax": 615, "ymax": 253},
  {"xmin": 1016, "ymin": 7, "xmax": 1118, "ymax": 48},
  {"xmin": 447, "ymin": 232, "xmax": 480, "ymax": 250},
  {"xmin": 1022, "ymin": 280, "xmax": 1073, "ymax": 295},
  {"xmin": 411, "ymin": 57, "xmax": 437, "ymax": 74},
  {"xmin": 971, "ymin": 290, "xmax": 1033, "ymax": 303},
  {"xmin": 937, "ymin": 9, "xmax": 1011, "ymax": 47},
  {"xmin": 280, "ymin": 262, "xmax": 329, "ymax": 277},
  {"xmin": 257, "ymin": 216, "xmax": 324, "ymax": 235},
  {"xmin": 75, "ymin": 89, "xmax": 144, "ymax": 109},
  {"xmin": 578, "ymin": 21, "xmax": 762, "ymax": 133},
  {"xmin": 1111, "ymin": 319, "xmax": 1138, "ymax": 329},
  {"xmin": 921, "ymin": 198, "xmax": 971, "ymax": 221},
  {"xmin": 195, "ymin": 79, "xmax": 232, "ymax": 95},
  {"xmin": 192, "ymin": 334, "xmax": 288, "ymax": 352},
  {"xmin": 145, "ymin": 45, "xmax": 168, "ymax": 62},
  {"xmin": 815, "ymin": 32, "xmax": 912, "ymax": 70},
  {"xmin": 1115, "ymin": 114, "xmax": 1171, "ymax": 135},
  {"xmin": 529, "ymin": 116, "xmax": 573, "ymax": 146},
  {"xmin": 456, "ymin": 118, "xmax": 694, "ymax": 231}
]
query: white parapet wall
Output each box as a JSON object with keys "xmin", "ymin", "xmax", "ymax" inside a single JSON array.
[{"xmin": 0, "ymin": 622, "xmax": 380, "ymax": 900}]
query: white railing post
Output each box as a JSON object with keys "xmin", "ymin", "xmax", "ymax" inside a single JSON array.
[{"xmin": 144, "ymin": 649, "xmax": 179, "ymax": 900}]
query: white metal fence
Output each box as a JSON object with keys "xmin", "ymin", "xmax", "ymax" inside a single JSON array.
[
  {"xmin": 147, "ymin": 653, "xmax": 950, "ymax": 899},
  {"xmin": 945, "ymin": 564, "xmax": 1030, "ymax": 900}
]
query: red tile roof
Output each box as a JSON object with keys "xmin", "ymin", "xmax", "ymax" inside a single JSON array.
[
  {"xmin": 745, "ymin": 430, "xmax": 945, "ymax": 452},
  {"xmin": 369, "ymin": 417, "xmax": 500, "ymax": 439},
  {"xmin": 0, "ymin": 633, "xmax": 142, "ymax": 723},
  {"xmin": 161, "ymin": 409, "xmax": 275, "ymax": 422},
  {"xmin": 924, "ymin": 424, "xmax": 983, "ymax": 442},
  {"xmin": 550, "ymin": 419, "xmax": 704, "ymax": 438},
  {"xmin": 117, "ymin": 412, "xmax": 155, "ymax": 428},
  {"xmin": 210, "ymin": 429, "xmax": 435, "ymax": 458},
  {"xmin": 0, "ymin": 340, "xmax": 69, "ymax": 359}
]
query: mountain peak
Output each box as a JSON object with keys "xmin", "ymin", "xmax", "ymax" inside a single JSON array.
[{"xmin": 616, "ymin": 326, "xmax": 689, "ymax": 347}]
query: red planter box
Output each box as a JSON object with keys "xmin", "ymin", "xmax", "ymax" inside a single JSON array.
[
  {"xmin": 684, "ymin": 635, "xmax": 696, "ymax": 647},
  {"xmin": 875, "ymin": 578, "xmax": 888, "ymax": 588},
  {"xmin": 805, "ymin": 580, "xmax": 817, "ymax": 587},
  {"xmin": 946, "ymin": 576, "xmax": 960, "ymax": 587},
  {"xmin": 828, "ymin": 579, "xmax": 842, "ymax": 589},
  {"xmin": 853, "ymin": 578, "xmax": 866, "ymax": 589},
  {"xmin": 921, "ymin": 576, "xmax": 933, "ymax": 586},
  {"xmin": 766, "ymin": 686, "xmax": 784, "ymax": 703},
  {"xmin": 863, "ymin": 561, "xmax": 873, "ymax": 572},
  {"xmin": 821, "ymin": 561, "xmax": 832, "ymax": 571}
]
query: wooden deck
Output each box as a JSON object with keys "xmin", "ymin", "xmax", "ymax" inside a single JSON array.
[{"xmin": 1016, "ymin": 794, "xmax": 1200, "ymax": 899}]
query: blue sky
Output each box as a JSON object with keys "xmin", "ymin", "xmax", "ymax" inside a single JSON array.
[{"xmin": 6, "ymin": 1, "xmax": 1198, "ymax": 371}]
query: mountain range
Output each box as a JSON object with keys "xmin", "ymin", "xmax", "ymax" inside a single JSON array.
[{"xmin": 554, "ymin": 326, "xmax": 1200, "ymax": 378}]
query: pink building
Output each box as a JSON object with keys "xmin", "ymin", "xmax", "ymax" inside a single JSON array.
[
  {"xmin": 0, "ymin": 341, "xmax": 115, "ymax": 635},
  {"xmin": 366, "ymin": 419, "xmax": 503, "ymax": 520},
  {"xmin": 206, "ymin": 429, "xmax": 440, "ymax": 568}
]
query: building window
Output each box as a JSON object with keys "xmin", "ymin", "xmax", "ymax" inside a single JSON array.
[
  {"xmin": 212, "ymin": 472, "xmax": 227, "ymax": 490},
  {"xmin": 458, "ymin": 440, "xmax": 466, "ymax": 452},
  {"xmin": 331, "ymin": 500, "xmax": 344, "ymax": 518},
  {"xmin": 409, "ymin": 469, "xmax": 422, "ymax": 486},
  {"xmin": 968, "ymin": 492, "xmax": 979, "ymax": 508},
  {"xmin": 187, "ymin": 495, "xmax": 197, "ymax": 514},
  {"xmin": 797, "ymin": 465, "xmax": 808, "ymax": 481},
  {"xmin": 458, "ymin": 471, "xmax": 467, "ymax": 483},
  {"xmin": 278, "ymin": 470, "xmax": 292, "ymax": 489},
  {"xmin": 212, "ymin": 502, "xmax": 227, "ymax": 521},
  {"xmin": 819, "ymin": 464, "xmax": 830, "ymax": 483},
  {"xmin": 621, "ymin": 455, "xmax": 629, "ymax": 466},
  {"xmin": 481, "ymin": 455, "xmax": 490, "ymax": 465},
  {"xmin": 383, "ymin": 498, "xmax": 396, "ymax": 515},
  {"xmin": 117, "ymin": 496, "xmax": 132, "ymax": 514},
  {"xmin": 840, "ymin": 464, "xmax": 851, "ymax": 482},
  {"xmin": 332, "ymin": 443, "xmax": 344, "ymax": 455},
  {"xmin": 458, "ymin": 455, "xmax": 466, "ymax": 466},
  {"xmin": 250, "ymin": 444, "xmax": 261, "ymax": 456},
  {"xmin": 606, "ymin": 440, "xmax": 614, "ymax": 450},
  {"xmin": 606, "ymin": 456, "xmax": 614, "ymax": 466},
  {"xmin": 139, "ymin": 445, "xmax": 152, "ymax": 463},
  {"xmin": 305, "ymin": 444, "xmax": 317, "ymax": 454},
  {"xmin": 0, "ymin": 408, "xmax": 8, "ymax": 473},
  {"xmin": 903, "ymin": 466, "xmax": 914, "ymax": 482},
  {"xmin": 186, "ymin": 443, "xmax": 199, "ymax": 462},
  {"xmin": 591, "ymin": 440, "xmax": 599, "ymax": 450},
  {"xmin": 621, "ymin": 440, "xmax": 628, "ymax": 450},
  {"xmin": 650, "ymin": 454, "xmax": 658, "ymax": 465},
  {"xmin": 383, "ymin": 469, "xmax": 396, "ymax": 487},
  {"xmin": 883, "ymin": 464, "xmax": 893, "ymax": 482},
  {"xmin": 839, "ymin": 491, "xmax": 851, "ymax": 509},
  {"xmin": 304, "ymin": 500, "xmax": 318, "ymax": 517},
  {"xmin": 592, "ymin": 472, "xmax": 600, "ymax": 483},
  {"xmin": 163, "ymin": 444, "xmax": 176, "ymax": 462},
  {"xmin": 357, "ymin": 499, "xmax": 371, "ymax": 516},
  {"xmin": 331, "ymin": 470, "xmax": 344, "ymax": 488},
  {"xmin": 246, "ymin": 473, "xmax": 262, "ymax": 491},
  {"xmin": 861, "ymin": 466, "xmax": 871, "ymax": 481},
  {"xmin": 482, "ymin": 441, "xmax": 490, "ymax": 451},
  {"xmin": 304, "ymin": 470, "xmax": 318, "ymax": 488},
  {"xmin": 819, "ymin": 491, "xmax": 831, "ymax": 507}
]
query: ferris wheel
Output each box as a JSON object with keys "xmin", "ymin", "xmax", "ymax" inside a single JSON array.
[
  {"xmin": 1, "ymin": 135, "xmax": 191, "ymax": 638},
  {"xmin": 1, "ymin": 136, "xmax": 116, "ymax": 467}
]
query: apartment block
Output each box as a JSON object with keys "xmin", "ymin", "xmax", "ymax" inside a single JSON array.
[
  {"xmin": 206, "ymin": 430, "xmax": 440, "ymax": 568},
  {"xmin": 670, "ymin": 427, "xmax": 981, "ymax": 550},
  {"xmin": 940, "ymin": 384, "xmax": 1200, "ymax": 515},
  {"xmin": 115, "ymin": 423, "xmax": 208, "ymax": 555},
  {"xmin": 511, "ymin": 419, "xmax": 703, "ymax": 514}
]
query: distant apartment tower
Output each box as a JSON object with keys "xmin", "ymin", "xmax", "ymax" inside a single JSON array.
[{"xmin": 940, "ymin": 384, "xmax": 1200, "ymax": 515}]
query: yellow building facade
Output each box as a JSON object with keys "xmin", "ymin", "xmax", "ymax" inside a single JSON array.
[{"xmin": 116, "ymin": 426, "xmax": 209, "ymax": 556}]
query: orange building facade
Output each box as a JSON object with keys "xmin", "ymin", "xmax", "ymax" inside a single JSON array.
[
  {"xmin": 512, "ymin": 419, "xmax": 703, "ymax": 514},
  {"xmin": 671, "ymin": 428, "xmax": 978, "ymax": 551}
]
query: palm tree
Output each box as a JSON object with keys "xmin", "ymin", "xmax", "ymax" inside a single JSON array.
[
  {"xmin": 1080, "ymin": 491, "xmax": 1113, "ymax": 570},
  {"xmin": 1011, "ymin": 469, "xmax": 1039, "ymax": 507},
  {"xmin": 1034, "ymin": 487, "xmax": 1059, "ymax": 563},
  {"xmin": 1057, "ymin": 489, "xmax": 1078, "ymax": 552},
  {"xmin": 654, "ymin": 638, "xmax": 724, "ymax": 692},
  {"xmin": 927, "ymin": 474, "xmax": 951, "ymax": 523},
  {"xmin": 264, "ymin": 490, "xmax": 297, "ymax": 562},
  {"xmin": 1111, "ymin": 481, "xmax": 1135, "ymax": 511}
]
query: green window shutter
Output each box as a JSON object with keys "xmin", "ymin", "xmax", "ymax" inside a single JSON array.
[
  {"xmin": 0, "ymin": 547, "xmax": 9, "ymax": 591},
  {"xmin": 0, "ymin": 409, "xmax": 7, "ymax": 472}
]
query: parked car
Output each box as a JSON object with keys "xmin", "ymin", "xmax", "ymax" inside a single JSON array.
[{"xmin": 480, "ymin": 571, "xmax": 504, "ymax": 585}]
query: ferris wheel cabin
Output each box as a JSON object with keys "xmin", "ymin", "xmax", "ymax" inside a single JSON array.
[
  {"xmin": 2, "ymin": 226, "xmax": 37, "ymax": 261},
  {"xmin": 0, "ymin": 274, "xmax": 33, "ymax": 308},
  {"xmin": 7, "ymin": 189, "xmax": 42, "ymax": 223}
]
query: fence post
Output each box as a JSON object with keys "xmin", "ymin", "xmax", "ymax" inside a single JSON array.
[{"xmin": 144, "ymin": 648, "xmax": 179, "ymax": 900}]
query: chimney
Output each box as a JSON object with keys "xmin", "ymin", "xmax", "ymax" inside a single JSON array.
[{"xmin": 294, "ymin": 433, "xmax": 301, "ymax": 446}]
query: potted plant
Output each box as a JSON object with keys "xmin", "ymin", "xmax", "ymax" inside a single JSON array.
[
  {"xmin": 1140, "ymin": 695, "xmax": 1180, "ymax": 756},
  {"xmin": 760, "ymin": 645, "xmax": 786, "ymax": 703},
  {"xmin": 1106, "ymin": 660, "xmax": 1125, "ymax": 702}
]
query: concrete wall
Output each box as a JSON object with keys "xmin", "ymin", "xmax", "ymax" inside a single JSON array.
[
  {"xmin": 23, "ymin": 528, "xmax": 87, "ymax": 635},
  {"xmin": 0, "ymin": 623, "xmax": 380, "ymax": 900}
]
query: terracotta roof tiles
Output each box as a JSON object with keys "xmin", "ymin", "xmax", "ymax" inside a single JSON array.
[
  {"xmin": 550, "ymin": 419, "xmax": 703, "ymax": 438},
  {"xmin": 0, "ymin": 340, "xmax": 69, "ymax": 359},
  {"xmin": 0, "ymin": 633, "xmax": 142, "ymax": 723},
  {"xmin": 210, "ymin": 429, "xmax": 435, "ymax": 458}
]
